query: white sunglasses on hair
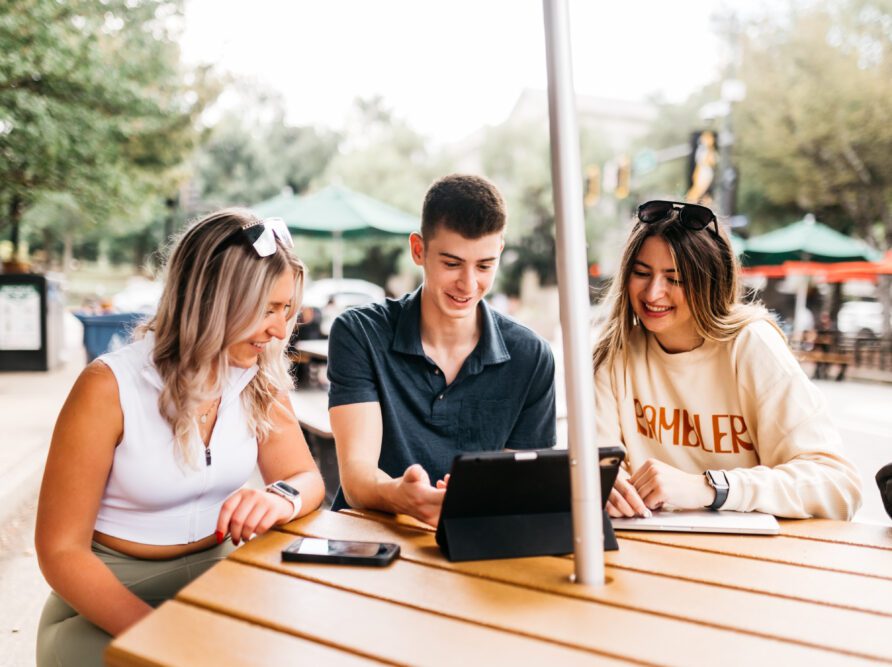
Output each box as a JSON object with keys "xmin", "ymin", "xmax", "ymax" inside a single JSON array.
[{"xmin": 240, "ymin": 217, "xmax": 294, "ymax": 257}]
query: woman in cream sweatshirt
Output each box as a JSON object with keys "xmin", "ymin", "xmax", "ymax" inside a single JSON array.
[{"xmin": 593, "ymin": 200, "xmax": 862, "ymax": 520}]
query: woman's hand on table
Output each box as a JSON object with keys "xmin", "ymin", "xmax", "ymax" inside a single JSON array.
[
  {"xmin": 216, "ymin": 488, "xmax": 295, "ymax": 546},
  {"xmin": 606, "ymin": 469, "xmax": 652, "ymax": 518},
  {"xmin": 629, "ymin": 458, "xmax": 715, "ymax": 511}
]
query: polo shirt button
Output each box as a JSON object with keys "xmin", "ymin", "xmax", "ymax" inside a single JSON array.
[
  {"xmin": 438, "ymin": 394, "xmax": 444, "ymax": 400},
  {"xmin": 434, "ymin": 368, "xmax": 440, "ymax": 375}
]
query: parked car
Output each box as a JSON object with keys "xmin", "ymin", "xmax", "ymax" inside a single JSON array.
[
  {"xmin": 837, "ymin": 300, "xmax": 890, "ymax": 337},
  {"xmin": 300, "ymin": 278, "xmax": 386, "ymax": 337},
  {"xmin": 111, "ymin": 277, "xmax": 163, "ymax": 314}
]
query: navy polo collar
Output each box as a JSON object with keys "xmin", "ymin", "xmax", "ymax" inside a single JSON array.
[{"xmin": 391, "ymin": 286, "xmax": 511, "ymax": 370}]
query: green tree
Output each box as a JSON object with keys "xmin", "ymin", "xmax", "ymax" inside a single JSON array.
[
  {"xmin": 734, "ymin": 0, "xmax": 892, "ymax": 244},
  {"xmin": 480, "ymin": 119, "xmax": 611, "ymax": 294},
  {"xmin": 193, "ymin": 82, "xmax": 340, "ymax": 210},
  {"xmin": 0, "ymin": 0, "xmax": 209, "ymax": 261},
  {"xmin": 316, "ymin": 96, "xmax": 449, "ymax": 282},
  {"xmin": 323, "ymin": 96, "xmax": 449, "ymax": 215},
  {"xmin": 730, "ymin": 0, "xmax": 892, "ymax": 335}
]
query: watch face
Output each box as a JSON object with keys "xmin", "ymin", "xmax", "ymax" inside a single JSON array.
[{"xmin": 273, "ymin": 481, "xmax": 299, "ymax": 497}]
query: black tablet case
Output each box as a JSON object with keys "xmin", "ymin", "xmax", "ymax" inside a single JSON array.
[{"xmin": 435, "ymin": 449, "xmax": 620, "ymax": 562}]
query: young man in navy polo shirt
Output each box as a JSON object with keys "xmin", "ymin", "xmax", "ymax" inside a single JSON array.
[{"xmin": 327, "ymin": 174, "xmax": 556, "ymax": 525}]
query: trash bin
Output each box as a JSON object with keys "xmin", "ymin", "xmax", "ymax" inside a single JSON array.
[
  {"xmin": 73, "ymin": 312, "xmax": 145, "ymax": 362},
  {"xmin": 0, "ymin": 273, "xmax": 65, "ymax": 371}
]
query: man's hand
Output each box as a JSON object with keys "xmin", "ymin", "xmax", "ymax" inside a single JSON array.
[
  {"xmin": 385, "ymin": 464, "xmax": 446, "ymax": 527},
  {"xmin": 606, "ymin": 468, "xmax": 652, "ymax": 518},
  {"xmin": 629, "ymin": 458, "xmax": 715, "ymax": 511},
  {"xmin": 216, "ymin": 488, "xmax": 294, "ymax": 546}
]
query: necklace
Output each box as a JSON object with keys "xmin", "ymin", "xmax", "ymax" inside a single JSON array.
[{"xmin": 198, "ymin": 398, "xmax": 220, "ymax": 424}]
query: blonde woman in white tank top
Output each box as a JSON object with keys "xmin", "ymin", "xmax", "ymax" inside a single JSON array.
[{"xmin": 35, "ymin": 209, "xmax": 325, "ymax": 666}]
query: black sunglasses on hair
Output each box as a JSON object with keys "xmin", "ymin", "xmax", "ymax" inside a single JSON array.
[{"xmin": 637, "ymin": 200, "xmax": 718, "ymax": 234}]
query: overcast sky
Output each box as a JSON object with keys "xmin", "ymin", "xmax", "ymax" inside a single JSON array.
[{"xmin": 181, "ymin": 0, "xmax": 762, "ymax": 144}]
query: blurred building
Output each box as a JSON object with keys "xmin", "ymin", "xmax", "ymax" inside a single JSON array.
[{"xmin": 449, "ymin": 88, "xmax": 657, "ymax": 173}]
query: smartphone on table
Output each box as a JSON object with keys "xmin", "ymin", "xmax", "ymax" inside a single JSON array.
[{"xmin": 282, "ymin": 537, "xmax": 400, "ymax": 566}]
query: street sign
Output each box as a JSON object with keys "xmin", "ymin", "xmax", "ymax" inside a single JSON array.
[{"xmin": 632, "ymin": 149, "xmax": 658, "ymax": 176}]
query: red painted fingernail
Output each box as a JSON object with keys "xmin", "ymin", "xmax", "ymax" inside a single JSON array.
[{"xmin": 215, "ymin": 531, "xmax": 224, "ymax": 545}]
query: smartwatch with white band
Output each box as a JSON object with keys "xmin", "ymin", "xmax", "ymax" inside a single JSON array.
[
  {"xmin": 266, "ymin": 480, "xmax": 302, "ymax": 523},
  {"xmin": 704, "ymin": 470, "xmax": 729, "ymax": 510}
]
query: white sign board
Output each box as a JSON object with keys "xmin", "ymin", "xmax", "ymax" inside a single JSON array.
[{"xmin": 0, "ymin": 284, "xmax": 41, "ymax": 351}]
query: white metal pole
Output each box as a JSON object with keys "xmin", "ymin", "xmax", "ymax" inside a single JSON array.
[
  {"xmin": 333, "ymin": 230, "xmax": 344, "ymax": 281},
  {"xmin": 542, "ymin": 0, "xmax": 604, "ymax": 585}
]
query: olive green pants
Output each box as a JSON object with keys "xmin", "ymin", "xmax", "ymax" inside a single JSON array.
[{"xmin": 36, "ymin": 539, "xmax": 234, "ymax": 667}]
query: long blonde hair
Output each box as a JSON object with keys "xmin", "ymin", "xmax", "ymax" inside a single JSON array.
[
  {"xmin": 593, "ymin": 209, "xmax": 776, "ymax": 372},
  {"xmin": 139, "ymin": 208, "xmax": 304, "ymax": 465}
]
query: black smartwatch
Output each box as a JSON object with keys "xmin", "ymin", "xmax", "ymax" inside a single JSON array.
[{"xmin": 703, "ymin": 470, "xmax": 729, "ymax": 510}]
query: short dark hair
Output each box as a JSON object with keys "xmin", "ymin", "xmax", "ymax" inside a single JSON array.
[{"xmin": 421, "ymin": 174, "xmax": 506, "ymax": 241}]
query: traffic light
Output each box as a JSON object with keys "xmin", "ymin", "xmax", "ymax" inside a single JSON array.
[
  {"xmin": 615, "ymin": 155, "xmax": 631, "ymax": 200},
  {"xmin": 584, "ymin": 165, "xmax": 600, "ymax": 207}
]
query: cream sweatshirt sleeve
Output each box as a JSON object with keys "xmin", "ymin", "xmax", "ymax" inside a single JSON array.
[
  {"xmin": 595, "ymin": 363, "xmax": 632, "ymax": 475},
  {"xmin": 722, "ymin": 321, "xmax": 863, "ymax": 520}
]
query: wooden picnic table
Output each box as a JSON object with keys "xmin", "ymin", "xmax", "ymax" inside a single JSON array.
[
  {"xmin": 106, "ymin": 509, "xmax": 892, "ymax": 666},
  {"xmin": 291, "ymin": 338, "xmax": 329, "ymax": 363}
]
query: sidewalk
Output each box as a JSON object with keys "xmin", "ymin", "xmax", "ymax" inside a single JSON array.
[
  {"xmin": 0, "ymin": 345, "xmax": 85, "ymax": 666},
  {"xmin": 0, "ymin": 350, "xmax": 86, "ymax": 528}
]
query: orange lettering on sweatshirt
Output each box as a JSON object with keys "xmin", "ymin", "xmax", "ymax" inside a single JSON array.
[
  {"xmin": 730, "ymin": 415, "xmax": 754, "ymax": 452},
  {"xmin": 681, "ymin": 410, "xmax": 704, "ymax": 448},
  {"xmin": 658, "ymin": 408, "xmax": 681, "ymax": 444},
  {"xmin": 634, "ymin": 399, "xmax": 648, "ymax": 436},
  {"xmin": 642, "ymin": 404, "xmax": 658, "ymax": 439},
  {"xmin": 632, "ymin": 398, "xmax": 749, "ymax": 455},
  {"xmin": 711, "ymin": 415, "xmax": 732, "ymax": 454}
]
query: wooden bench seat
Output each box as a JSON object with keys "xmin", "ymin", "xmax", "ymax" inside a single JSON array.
[
  {"xmin": 289, "ymin": 390, "xmax": 332, "ymax": 439},
  {"xmin": 794, "ymin": 350, "xmax": 853, "ymax": 366},
  {"xmin": 289, "ymin": 389, "xmax": 338, "ymax": 506}
]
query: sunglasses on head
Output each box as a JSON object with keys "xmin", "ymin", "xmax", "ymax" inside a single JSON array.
[
  {"xmin": 215, "ymin": 217, "xmax": 294, "ymax": 258},
  {"xmin": 637, "ymin": 200, "xmax": 718, "ymax": 234},
  {"xmin": 240, "ymin": 217, "xmax": 294, "ymax": 257}
]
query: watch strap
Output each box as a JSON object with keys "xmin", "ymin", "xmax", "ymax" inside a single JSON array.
[
  {"xmin": 266, "ymin": 481, "xmax": 302, "ymax": 522},
  {"xmin": 704, "ymin": 470, "xmax": 729, "ymax": 510}
]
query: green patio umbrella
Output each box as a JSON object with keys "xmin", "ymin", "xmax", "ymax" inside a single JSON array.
[
  {"xmin": 743, "ymin": 214, "xmax": 881, "ymax": 265},
  {"xmin": 743, "ymin": 214, "xmax": 881, "ymax": 332},
  {"xmin": 251, "ymin": 190, "xmax": 297, "ymax": 219},
  {"xmin": 254, "ymin": 185, "xmax": 419, "ymax": 279}
]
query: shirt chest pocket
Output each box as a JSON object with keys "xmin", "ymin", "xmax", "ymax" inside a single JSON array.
[{"xmin": 459, "ymin": 398, "xmax": 514, "ymax": 451}]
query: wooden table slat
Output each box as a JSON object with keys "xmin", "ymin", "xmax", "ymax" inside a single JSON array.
[
  {"xmin": 296, "ymin": 509, "xmax": 892, "ymax": 616},
  {"xmin": 105, "ymin": 600, "xmax": 383, "ymax": 667},
  {"xmin": 607, "ymin": 536, "xmax": 892, "ymax": 616},
  {"xmin": 778, "ymin": 518, "xmax": 892, "ymax": 549},
  {"xmin": 616, "ymin": 531, "xmax": 892, "ymax": 579},
  {"xmin": 233, "ymin": 530, "xmax": 892, "ymax": 664},
  {"xmin": 178, "ymin": 560, "xmax": 625, "ymax": 667}
]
